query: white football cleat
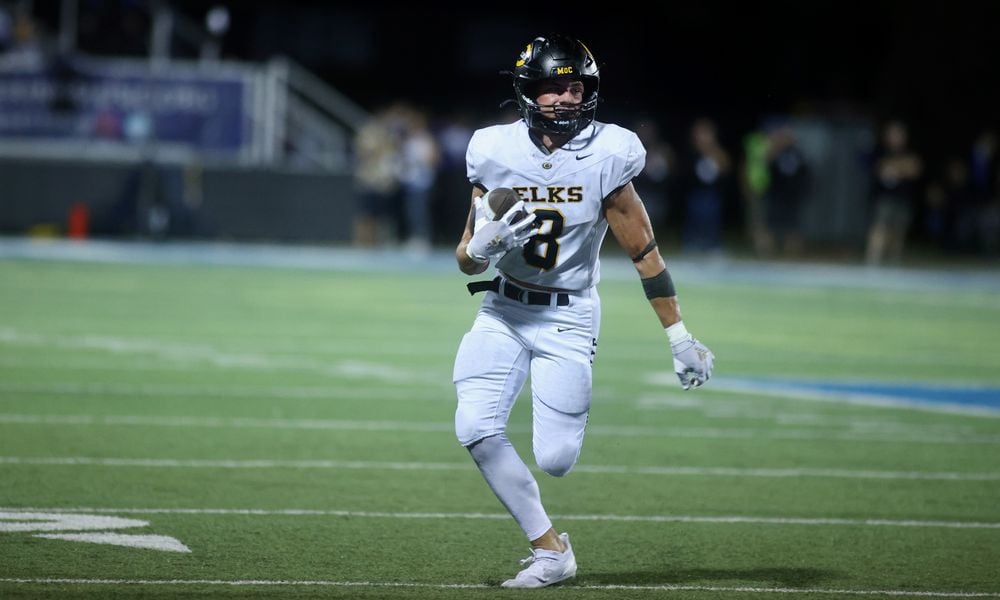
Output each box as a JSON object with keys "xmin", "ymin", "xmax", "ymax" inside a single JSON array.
[{"xmin": 500, "ymin": 532, "xmax": 577, "ymax": 589}]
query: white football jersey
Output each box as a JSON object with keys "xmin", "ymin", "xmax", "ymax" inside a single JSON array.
[{"xmin": 467, "ymin": 120, "xmax": 646, "ymax": 291}]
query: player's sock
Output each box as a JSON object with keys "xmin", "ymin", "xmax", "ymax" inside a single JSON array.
[{"xmin": 468, "ymin": 433, "xmax": 552, "ymax": 540}]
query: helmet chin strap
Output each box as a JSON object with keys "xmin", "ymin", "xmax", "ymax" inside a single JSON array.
[{"xmin": 529, "ymin": 114, "xmax": 586, "ymax": 136}]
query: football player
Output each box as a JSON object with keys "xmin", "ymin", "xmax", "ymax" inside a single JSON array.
[{"xmin": 453, "ymin": 34, "xmax": 714, "ymax": 588}]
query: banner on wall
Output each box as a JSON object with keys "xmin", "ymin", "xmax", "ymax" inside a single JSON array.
[{"xmin": 0, "ymin": 63, "xmax": 249, "ymax": 154}]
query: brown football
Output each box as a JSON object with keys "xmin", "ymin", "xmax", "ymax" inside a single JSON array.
[{"xmin": 488, "ymin": 187, "xmax": 526, "ymax": 221}]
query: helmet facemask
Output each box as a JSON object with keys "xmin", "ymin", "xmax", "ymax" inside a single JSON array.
[{"xmin": 514, "ymin": 77, "xmax": 599, "ymax": 136}]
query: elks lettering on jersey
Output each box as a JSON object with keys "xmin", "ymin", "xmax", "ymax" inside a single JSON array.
[{"xmin": 512, "ymin": 186, "xmax": 584, "ymax": 203}]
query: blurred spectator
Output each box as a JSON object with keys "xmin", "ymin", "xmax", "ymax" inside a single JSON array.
[
  {"xmin": 923, "ymin": 182, "xmax": 948, "ymax": 246},
  {"xmin": 95, "ymin": 158, "xmax": 209, "ymax": 239},
  {"xmin": 968, "ymin": 130, "xmax": 998, "ymax": 255},
  {"xmin": 931, "ymin": 158, "xmax": 972, "ymax": 251},
  {"xmin": 763, "ymin": 124, "xmax": 809, "ymax": 257},
  {"xmin": 981, "ymin": 173, "xmax": 1000, "ymax": 256},
  {"xmin": 395, "ymin": 106, "xmax": 439, "ymax": 253},
  {"xmin": 682, "ymin": 118, "xmax": 731, "ymax": 255},
  {"xmin": 433, "ymin": 113, "xmax": 475, "ymax": 244},
  {"xmin": 49, "ymin": 49, "xmax": 83, "ymax": 115},
  {"xmin": 632, "ymin": 117, "xmax": 674, "ymax": 233},
  {"xmin": 157, "ymin": 159, "xmax": 211, "ymax": 238},
  {"xmin": 740, "ymin": 128, "xmax": 773, "ymax": 256},
  {"xmin": 970, "ymin": 130, "xmax": 997, "ymax": 204},
  {"xmin": 864, "ymin": 120, "xmax": 923, "ymax": 265},
  {"xmin": 352, "ymin": 106, "xmax": 402, "ymax": 247}
]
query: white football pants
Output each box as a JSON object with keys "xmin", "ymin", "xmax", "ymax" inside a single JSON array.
[{"xmin": 454, "ymin": 284, "xmax": 600, "ymax": 539}]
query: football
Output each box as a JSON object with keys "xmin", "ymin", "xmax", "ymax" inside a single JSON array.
[{"xmin": 487, "ymin": 187, "xmax": 526, "ymax": 221}]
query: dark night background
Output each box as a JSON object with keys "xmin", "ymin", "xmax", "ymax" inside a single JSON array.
[
  {"xmin": 13, "ymin": 0, "xmax": 999, "ymax": 254},
  {"xmin": 209, "ymin": 2, "xmax": 999, "ymax": 163},
  {"xmin": 33, "ymin": 1, "xmax": 1000, "ymax": 164}
]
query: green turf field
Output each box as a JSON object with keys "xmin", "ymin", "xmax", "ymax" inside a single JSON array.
[{"xmin": 1, "ymin": 253, "xmax": 998, "ymax": 599}]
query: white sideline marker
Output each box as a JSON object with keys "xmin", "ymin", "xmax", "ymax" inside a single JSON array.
[
  {"xmin": 0, "ymin": 578, "xmax": 998, "ymax": 597},
  {"xmin": 36, "ymin": 533, "xmax": 191, "ymax": 553},
  {"xmin": 0, "ymin": 512, "xmax": 189, "ymax": 553},
  {"xmin": 0, "ymin": 512, "xmax": 147, "ymax": 532}
]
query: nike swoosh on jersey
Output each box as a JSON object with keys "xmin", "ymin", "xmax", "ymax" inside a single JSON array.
[{"xmin": 575, "ymin": 154, "xmax": 593, "ymax": 160}]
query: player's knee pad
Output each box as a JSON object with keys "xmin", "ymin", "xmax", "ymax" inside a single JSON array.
[
  {"xmin": 534, "ymin": 442, "xmax": 581, "ymax": 477},
  {"xmin": 454, "ymin": 402, "xmax": 504, "ymax": 447}
]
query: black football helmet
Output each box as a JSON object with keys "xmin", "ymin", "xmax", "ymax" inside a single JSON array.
[{"xmin": 512, "ymin": 34, "xmax": 600, "ymax": 136}]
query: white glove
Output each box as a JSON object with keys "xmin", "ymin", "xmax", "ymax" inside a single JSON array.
[
  {"xmin": 465, "ymin": 201, "xmax": 537, "ymax": 263},
  {"xmin": 666, "ymin": 321, "xmax": 714, "ymax": 390}
]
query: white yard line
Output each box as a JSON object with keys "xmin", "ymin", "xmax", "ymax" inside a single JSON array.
[
  {"xmin": 2, "ymin": 456, "xmax": 998, "ymax": 482},
  {"xmin": 0, "ymin": 578, "xmax": 999, "ymax": 597},
  {"xmin": 0, "ymin": 357, "xmax": 198, "ymax": 372},
  {"xmin": 2, "ymin": 507, "xmax": 998, "ymax": 530},
  {"xmin": 0, "ymin": 328, "xmax": 434, "ymax": 384},
  {"xmin": 2, "ymin": 412, "xmax": 999, "ymax": 444},
  {"xmin": 583, "ymin": 423, "xmax": 1000, "ymax": 445},
  {"xmin": 0, "ymin": 413, "xmax": 454, "ymax": 432},
  {"xmin": 0, "ymin": 381, "xmax": 445, "ymax": 401},
  {"xmin": 2, "ymin": 381, "xmax": 993, "ymax": 434},
  {"xmin": 572, "ymin": 464, "xmax": 1000, "ymax": 481},
  {"xmin": 4, "ymin": 379, "xmax": 993, "ymax": 443}
]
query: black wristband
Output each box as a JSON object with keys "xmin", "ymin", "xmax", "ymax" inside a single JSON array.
[
  {"xmin": 631, "ymin": 240, "xmax": 658, "ymax": 263},
  {"xmin": 641, "ymin": 269, "xmax": 676, "ymax": 299}
]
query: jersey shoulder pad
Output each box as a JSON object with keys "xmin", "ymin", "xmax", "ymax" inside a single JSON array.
[
  {"xmin": 593, "ymin": 122, "xmax": 646, "ymax": 190},
  {"xmin": 468, "ymin": 122, "xmax": 524, "ymax": 157}
]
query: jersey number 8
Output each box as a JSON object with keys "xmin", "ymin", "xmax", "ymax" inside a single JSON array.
[{"xmin": 523, "ymin": 209, "xmax": 564, "ymax": 270}]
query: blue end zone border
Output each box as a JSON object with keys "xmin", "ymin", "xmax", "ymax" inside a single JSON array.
[{"xmin": 712, "ymin": 377, "xmax": 1000, "ymax": 417}]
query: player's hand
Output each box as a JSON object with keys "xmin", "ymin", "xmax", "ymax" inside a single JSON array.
[
  {"xmin": 666, "ymin": 322, "xmax": 714, "ymax": 390},
  {"xmin": 466, "ymin": 202, "xmax": 537, "ymax": 263}
]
